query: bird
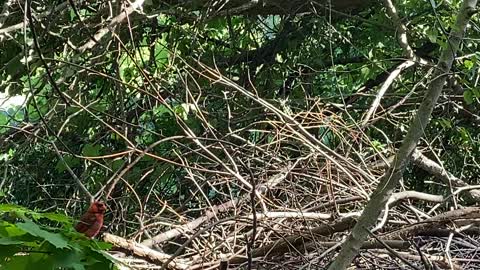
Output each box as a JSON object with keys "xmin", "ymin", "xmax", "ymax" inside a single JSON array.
[{"xmin": 75, "ymin": 201, "xmax": 107, "ymax": 238}]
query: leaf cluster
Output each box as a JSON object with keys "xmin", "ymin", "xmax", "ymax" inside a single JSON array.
[{"xmin": 0, "ymin": 204, "xmax": 115, "ymax": 270}]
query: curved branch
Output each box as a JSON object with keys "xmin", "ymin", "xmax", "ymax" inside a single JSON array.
[{"xmin": 412, "ymin": 150, "xmax": 480, "ymax": 203}]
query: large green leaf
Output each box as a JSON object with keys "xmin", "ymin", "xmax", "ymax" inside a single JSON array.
[
  {"xmin": 0, "ymin": 237, "xmax": 24, "ymax": 245},
  {"xmin": 16, "ymin": 220, "xmax": 69, "ymax": 249}
]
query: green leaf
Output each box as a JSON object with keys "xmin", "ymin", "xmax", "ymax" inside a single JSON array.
[
  {"xmin": 110, "ymin": 159, "xmax": 124, "ymax": 171},
  {"xmin": 0, "ymin": 237, "xmax": 23, "ymax": 245},
  {"xmin": 88, "ymin": 249, "xmax": 116, "ymax": 269},
  {"xmin": 464, "ymin": 59, "xmax": 474, "ymax": 70},
  {"xmin": 0, "ymin": 204, "xmax": 28, "ymax": 213},
  {"xmin": 82, "ymin": 144, "xmax": 102, "ymax": 157},
  {"xmin": 41, "ymin": 212, "xmax": 72, "ymax": 224},
  {"xmin": 0, "ymin": 221, "xmax": 27, "ymax": 237},
  {"xmin": 93, "ymin": 241, "xmax": 112, "ymax": 250},
  {"xmin": 437, "ymin": 118, "xmax": 452, "ymax": 129},
  {"xmin": 0, "ymin": 113, "xmax": 7, "ymax": 126},
  {"xmin": 173, "ymin": 105, "xmax": 186, "ymax": 120},
  {"xmin": 361, "ymin": 66, "xmax": 371, "ymax": 79},
  {"xmin": 16, "ymin": 220, "xmax": 69, "ymax": 249},
  {"xmin": 426, "ymin": 27, "xmax": 438, "ymax": 43},
  {"xmin": 471, "ymin": 87, "xmax": 480, "ymax": 98},
  {"xmin": 55, "ymin": 155, "xmax": 81, "ymax": 173},
  {"xmin": 51, "ymin": 249, "xmax": 85, "ymax": 270},
  {"xmin": 464, "ymin": 90, "xmax": 474, "ymax": 105},
  {"xmin": 155, "ymin": 36, "xmax": 169, "ymax": 67},
  {"xmin": 457, "ymin": 127, "xmax": 471, "ymax": 143}
]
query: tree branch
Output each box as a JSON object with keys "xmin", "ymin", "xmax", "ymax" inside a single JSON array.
[{"xmin": 328, "ymin": 0, "xmax": 479, "ymax": 268}]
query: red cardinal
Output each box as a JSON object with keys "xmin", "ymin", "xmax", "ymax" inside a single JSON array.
[{"xmin": 75, "ymin": 201, "xmax": 107, "ymax": 238}]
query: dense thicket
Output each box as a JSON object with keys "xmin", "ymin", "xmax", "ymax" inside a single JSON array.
[{"xmin": 1, "ymin": 0, "xmax": 479, "ymax": 268}]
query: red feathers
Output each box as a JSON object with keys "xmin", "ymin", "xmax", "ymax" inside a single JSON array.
[{"xmin": 75, "ymin": 201, "xmax": 106, "ymax": 238}]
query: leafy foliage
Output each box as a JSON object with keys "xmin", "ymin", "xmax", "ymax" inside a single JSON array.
[{"xmin": 0, "ymin": 204, "xmax": 115, "ymax": 270}]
